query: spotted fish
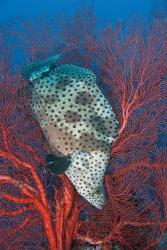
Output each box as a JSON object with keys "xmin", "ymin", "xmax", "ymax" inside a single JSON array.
[{"xmin": 22, "ymin": 55, "xmax": 119, "ymax": 209}]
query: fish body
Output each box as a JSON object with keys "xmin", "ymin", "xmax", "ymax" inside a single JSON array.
[{"xmin": 22, "ymin": 56, "xmax": 119, "ymax": 209}]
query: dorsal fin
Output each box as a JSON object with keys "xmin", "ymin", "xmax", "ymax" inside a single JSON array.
[{"xmin": 21, "ymin": 54, "xmax": 61, "ymax": 81}]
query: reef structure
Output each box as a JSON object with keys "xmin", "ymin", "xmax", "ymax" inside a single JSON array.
[{"xmin": 22, "ymin": 55, "xmax": 119, "ymax": 209}]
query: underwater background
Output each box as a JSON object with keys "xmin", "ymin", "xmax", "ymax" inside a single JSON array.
[
  {"xmin": 0, "ymin": 0, "xmax": 152, "ymax": 23},
  {"xmin": 0, "ymin": 0, "xmax": 167, "ymax": 249}
]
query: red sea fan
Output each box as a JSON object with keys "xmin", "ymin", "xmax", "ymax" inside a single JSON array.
[
  {"xmin": 0, "ymin": 63, "xmax": 88, "ymax": 249},
  {"xmin": 74, "ymin": 21, "xmax": 167, "ymax": 249}
]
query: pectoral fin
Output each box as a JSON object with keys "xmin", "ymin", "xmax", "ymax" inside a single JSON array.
[{"xmin": 45, "ymin": 153, "xmax": 71, "ymax": 175}]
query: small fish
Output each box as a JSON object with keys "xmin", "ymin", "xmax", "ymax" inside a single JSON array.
[{"xmin": 22, "ymin": 55, "xmax": 119, "ymax": 209}]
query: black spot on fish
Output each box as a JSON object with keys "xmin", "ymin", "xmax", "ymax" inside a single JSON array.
[
  {"xmin": 75, "ymin": 91, "xmax": 93, "ymax": 105},
  {"xmin": 45, "ymin": 154, "xmax": 71, "ymax": 175},
  {"xmin": 64, "ymin": 110, "xmax": 82, "ymax": 123}
]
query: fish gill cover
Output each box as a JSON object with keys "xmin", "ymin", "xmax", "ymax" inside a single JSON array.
[{"xmin": 0, "ymin": 1, "xmax": 166, "ymax": 250}]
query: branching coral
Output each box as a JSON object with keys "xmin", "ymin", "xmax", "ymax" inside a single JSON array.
[{"xmin": 0, "ymin": 72, "xmax": 85, "ymax": 249}]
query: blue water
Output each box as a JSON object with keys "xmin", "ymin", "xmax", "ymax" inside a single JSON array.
[{"xmin": 0, "ymin": 0, "xmax": 154, "ymax": 23}]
